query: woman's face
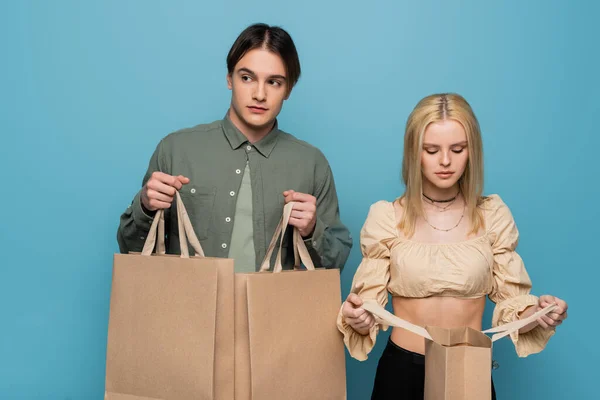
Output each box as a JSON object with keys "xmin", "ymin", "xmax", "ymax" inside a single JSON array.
[{"xmin": 421, "ymin": 119, "xmax": 469, "ymax": 192}]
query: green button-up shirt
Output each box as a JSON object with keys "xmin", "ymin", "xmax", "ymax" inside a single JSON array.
[{"xmin": 117, "ymin": 116, "xmax": 352, "ymax": 271}]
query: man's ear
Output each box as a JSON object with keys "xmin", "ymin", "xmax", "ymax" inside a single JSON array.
[{"xmin": 227, "ymin": 73, "xmax": 233, "ymax": 90}]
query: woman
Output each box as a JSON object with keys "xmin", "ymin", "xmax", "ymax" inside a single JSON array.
[{"xmin": 337, "ymin": 93, "xmax": 568, "ymax": 399}]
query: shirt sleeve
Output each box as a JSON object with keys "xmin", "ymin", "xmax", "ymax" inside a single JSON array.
[
  {"xmin": 117, "ymin": 140, "xmax": 166, "ymax": 254},
  {"xmin": 486, "ymin": 195, "xmax": 555, "ymax": 357},
  {"xmin": 302, "ymin": 155, "xmax": 353, "ymax": 270},
  {"xmin": 336, "ymin": 201, "xmax": 395, "ymax": 361}
]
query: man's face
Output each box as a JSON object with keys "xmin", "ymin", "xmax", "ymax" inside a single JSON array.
[{"xmin": 227, "ymin": 48, "xmax": 290, "ymax": 135}]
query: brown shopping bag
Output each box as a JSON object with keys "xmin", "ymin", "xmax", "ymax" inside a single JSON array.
[
  {"xmin": 105, "ymin": 192, "xmax": 234, "ymax": 400},
  {"xmin": 234, "ymin": 202, "xmax": 347, "ymax": 400},
  {"xmin": 361, "ymin": 300, "xmax": 556, "ymax": 400}
]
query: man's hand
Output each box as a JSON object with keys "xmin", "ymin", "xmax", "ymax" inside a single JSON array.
[
  {"xmin": 141, "ymin": 172, "xmax": 190, "ymax": 211},
  {"xmin": 283, "ymin": 190, "xmax": 317, "ymax": 238}
]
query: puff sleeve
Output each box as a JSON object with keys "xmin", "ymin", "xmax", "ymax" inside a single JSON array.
[
  {"xmin": 336, "ymin": 201, "xmax": 395, "ymax": 361},
  {"xmin": 486, "ymin": 195, "xmax": 555, "ymax": 357}
]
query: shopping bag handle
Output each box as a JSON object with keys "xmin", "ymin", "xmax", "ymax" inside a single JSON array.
[
  {"xmin": 360, "ymin": 297, "xmax": 556, "ymax": 343},
  {"xmin": 482, "ymin": 303, "xmax": 557, "ymax": 342},
  {"xmin": 141, "ymin": 191, "xmax": 205, "ymax": 258},
  {"xmin": 259, "ymin": 201, "xmax": 315, "ymax": 272}
]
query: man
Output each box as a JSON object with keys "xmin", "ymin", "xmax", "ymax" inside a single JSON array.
[{"xmin": 117, "ymin": 23, "xmax": 352, "ymax": 272}]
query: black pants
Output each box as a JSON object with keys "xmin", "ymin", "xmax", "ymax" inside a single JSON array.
[{"xmin": 371, "ymin": 338, "xmax": 497, "ymax": 400}]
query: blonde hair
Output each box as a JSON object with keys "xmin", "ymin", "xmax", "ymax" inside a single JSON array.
[{"xmin": 399, "ymin": 93, "xmax": 484, "ymax": 237}]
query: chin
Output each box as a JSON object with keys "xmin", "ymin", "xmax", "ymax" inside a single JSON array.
[
  {"xmin": 431, "ymin": 178, "xmax": 460, "ymax": 189},
  {"xmin": 245, "ymin": 114, "xmax": 274, "ymax": 129}
]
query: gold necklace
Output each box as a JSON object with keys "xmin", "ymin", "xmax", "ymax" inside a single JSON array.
[{"xmin": 423, "ymin": 203, "xmax": 466, "ymax": 232}]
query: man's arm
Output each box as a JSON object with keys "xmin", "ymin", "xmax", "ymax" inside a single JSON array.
[
  {"xmin": 116, "ymin": 143, "xmax": 162, "ymax": 254},
  {"xmin": 284, "ymin": 160, "xmax": 353, "ymax": 270}
]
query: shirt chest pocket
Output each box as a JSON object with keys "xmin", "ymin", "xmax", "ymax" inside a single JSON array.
[{"xmin": 177, "ymin": 186, "xmax": 216, "ymax": 240}]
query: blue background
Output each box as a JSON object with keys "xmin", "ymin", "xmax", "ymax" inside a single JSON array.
[{"xmin": 1, "ymin": 1, "xmax": 597, "ymax": 399}]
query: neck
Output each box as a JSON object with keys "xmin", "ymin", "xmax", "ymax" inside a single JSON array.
[
  {"xmin": 422, "ymin": 181, "xmax": 460, "ymax": 202},
  {"xmin": 228, "ymin": 107, "xmax": 275, "ymax": 144}
]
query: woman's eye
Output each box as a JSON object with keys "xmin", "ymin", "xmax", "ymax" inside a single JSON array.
[
  {"xmin": 425, "ymin": 149, "xmax": 438, "ymax": 155},
  {"xmin": 452, "ymin": 148, "xmax": 464, "ymax": 154}
]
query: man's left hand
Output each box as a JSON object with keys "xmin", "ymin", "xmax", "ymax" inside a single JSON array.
[{"xmin": 283, "ymin": 190, "xmax": 317, "ymax": 238}]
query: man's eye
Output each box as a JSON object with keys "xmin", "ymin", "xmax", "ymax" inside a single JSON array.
[{"xmin": 241, "ymin": 75, "xmax": 252, "ymax": 82}]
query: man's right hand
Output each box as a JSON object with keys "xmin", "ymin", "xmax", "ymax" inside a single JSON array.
[{"xmin": 141, "ymin": 172, "xmax": 190, "ymax": 211}]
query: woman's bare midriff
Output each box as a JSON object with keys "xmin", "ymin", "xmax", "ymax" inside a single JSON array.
[{"xmin": 390, "ymin": 296, "xmax": 487, "ymax": 355}]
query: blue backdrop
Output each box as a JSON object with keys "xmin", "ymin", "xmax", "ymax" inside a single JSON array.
[{"xmin": 1, "ymin": 1, "xmax": 597, "ymax": 399}]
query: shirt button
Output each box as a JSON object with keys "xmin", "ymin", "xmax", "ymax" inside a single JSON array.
[
  {"xmin": 140, "ymin": 236, "xmax": 145, "ymax": 240},
  {"xmin": 230, "ymin": 191, "xmax": 235, "ymax": 196},
  {"xmin": 221, "ymin": 243, "xmax": 228, "ymax": 249},
  {"xmin": 235, "ymin": 169, "xmax": 241, "ymax": 174},
  {"xmin": 312, "ymin": 241, "xmax": 317, "ymax": 247},
  {"xmin": 246, "ymin": 145, "xmax": 252, "ymax": 151},
  {"xmin": 225, "ymin": 217, "xmax": 231, "ymax": 222},
  {"xmin": 190, "ymin": 188, "xmax": 196, "ymax": 194}
]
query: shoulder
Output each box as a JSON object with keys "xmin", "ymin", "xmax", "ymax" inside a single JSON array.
[
  {"xmin": 480, "ymin": 194, "xmax": 514, "ymax": 220},
  {"xmin": 362, "ymin": 200, "xmax": 396, "ymax": 234},
  {"xmin": 368, "ymin": 199, "xmax": 396, "ymax": 216},
  {"xmin": 277, "ymin": 129, "xmax": 329, "ymax": 163},
  {"xmin": 480, "ymin": 194, "xmax": 519, "ymax": 240},
  {"xmin": 359, "ymin": 200, "xmax": 397, "ymax": 253},
  {"xmin": 160, "ymin": 120, "xmax": 223, "ymax": 147}
]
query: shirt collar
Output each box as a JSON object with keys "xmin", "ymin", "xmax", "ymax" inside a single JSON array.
[{"xmin": 222, "ymin": 113, "xmax": 280, "ymax": 158}]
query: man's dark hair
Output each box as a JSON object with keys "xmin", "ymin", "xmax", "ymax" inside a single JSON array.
[{"xmin": 227, "ymin": 23, "xmax": 301, "ymax": 90}]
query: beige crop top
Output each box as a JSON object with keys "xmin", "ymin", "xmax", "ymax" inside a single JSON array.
[{"xmin": 337, "ymin": 194, "xmax": 555, "ymax": 360}]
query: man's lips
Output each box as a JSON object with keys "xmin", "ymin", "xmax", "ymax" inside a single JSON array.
[{"xmin": 248, "ymin": 106, "xmax": 268, "ymax": 113}]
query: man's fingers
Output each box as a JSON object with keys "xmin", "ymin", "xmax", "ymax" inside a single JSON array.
[
  {"xmin": 143, "ymin": 173, "xmax": 189, "ymax": 211},
  {"xmin": 148, "ymin": 180, "xmax": 177, "ymax": 196},
  {"xmin": 177, "ymin": 175, "xmax": 190, "ymax": 185},
  {"xmin": 283, "ymin": 190, "xmax": 295, "ymax": 200},
  {"xmin": 289, "ymin": 201, "xmax": 316, "ymax": 212},
  {"xmin": 291, "ymin": 192, "xmax": 316, "ymax": 203},
  {"xmin": 171, "ymin": 175, "xmax": 190, "ymax": 190},
  {"xmin": 147, "ymin": 199, "xmax": 172, "ymax": 210},
  {"xmin": 146, "ymin": 190, "xmax": 175, "ymax": 204},
  {"xmin": 283, "ymin": 191, "xmax": 316, "ymax": 204},
  {"xmin": 291, "ymin": 210, "xmax": 309, "ymax": 219},
  {"xmin": 288, "ymin": 217, "xmax": 305, "ymax": 227},
  {"xmin": 171, "ymin": 178, "xmax": 184, "ymax": 190},
  {"xmin": 151, "ymin": 171, "xmax": 177, "ymax": 185},
  {"xmin": 150, "ymin": 172, "xmax": 189, "ymax": 191}
]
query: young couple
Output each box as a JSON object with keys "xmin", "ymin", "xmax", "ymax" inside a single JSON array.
[{"xmin": 117, "ymin": 23, "xmax": 568, "ymax": 399}]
